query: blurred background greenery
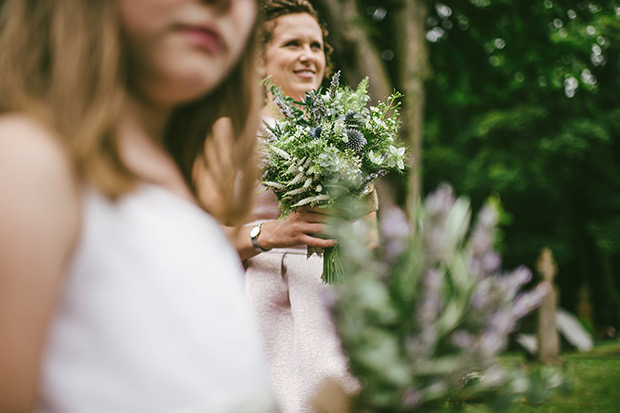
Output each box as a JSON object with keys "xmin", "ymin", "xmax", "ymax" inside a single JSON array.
[
  {"xmin": 313, "ymin": 0, "xmax": 620, "ymax": 339},
  {"xmin": 435, "ymin": 340, "xmax": 620, "ymax": 411}
]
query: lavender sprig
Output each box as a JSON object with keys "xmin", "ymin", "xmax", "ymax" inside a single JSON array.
[
  {"xmin": 330, "ymin": 185, "xmax": 561, "ymax": 411},
  {"xmin": 329, "ymin": 70, "xmax": 341, "ymax": 100}
]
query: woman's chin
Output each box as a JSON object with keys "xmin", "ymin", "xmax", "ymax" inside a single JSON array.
[
  {"xmin": 286, "ymin": 85, "xmax": 317, "ymax": 100},
  {"xmin": 163, "ymin": 76, "xmax": 225, "ymax": 105}
]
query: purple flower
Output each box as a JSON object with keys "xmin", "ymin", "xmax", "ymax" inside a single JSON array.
[
  {"xmin": 481, "ymin": 251, "xmax": 502, "ymax": 273},
  {"xmin": 500, "ymin": 266, "xmax": 532, "ymax": 299},
  {"xmin": 488, "ymin": 310, "xmax": 516, "ymax": 336},
  {"xmin": 478, "ymin": 204, "xmax": 498, "ymax": 229},
  {"xmin": 451, "ymin": 330, "xmax": 475, "ymax": 349},
  {"xmin": 380, "ymin": 206, "xmax": 410, "ymax": 261},
  {"xmin": 470, "ymin": 282, "xmax": 490, "ymax": 310},
  {"xmin": 274, "ymin": 96, "xmax": 294, "ymax": 119},
  {"xmin": 479, "ymin": 330, "xmax": 507, "ymax": 355},
  {"xmin": 406, "ymin": 328, "xmax": 437, "ymax": 357},
  {"xmin": 512, "ymin": 282, "xmax": 550, "ymax": 319},
  {"xmin": 424, "ymin": 184, "xmax": 455, "ymax": 218},
  {"xmin": 416, "ymin": 269, "xmax": 444, "ymax": 324},
  {"xmin": 402, "ymin": 388, "xmax": 422, "ymax": 407},
  {"xmin": 327, "ymin": 184, "xmax": 563, "ymax": 411},
  {"xmin": 509, "ymin": 266, "xmax": 532, "ymax": 288},
  {"xmin": 329, "ymin": 70, "xmax": 341, "ymax": 99},
  {"xmin": 470, "ymin": 224, "xmax": 495, "ymax": 256}
]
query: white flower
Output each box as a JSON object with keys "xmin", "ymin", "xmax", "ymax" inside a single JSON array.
[
  {"xmin": 316, "ymin": 185, "xmax": 323, "ymax": 192},
  {"xmin": 390, "ymin": 145, "xmax": 405, "ymax": 156},
  {"xmin": 272, "ymin": 147, "xmax": 291, "ymax": 160},
  {"xmin": 397, "ymin": 159, "xmax": 405, "ymax": 170},
  {"xmin": 369, "ymin": 150, "xmax": 383, "ymax": 165}
]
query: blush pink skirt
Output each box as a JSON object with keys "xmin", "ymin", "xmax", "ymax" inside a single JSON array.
[{"xmin": 244, "ymin": 248, "xmax": 358, "ymax": 413}]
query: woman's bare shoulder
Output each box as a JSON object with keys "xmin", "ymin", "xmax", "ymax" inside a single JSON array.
[
  {"xmin": 0, "ymin": 112, "xmax": 81, "ymax": 241},
  {"xmin": 0, "ymin": 113, "xmax": 79, "ymax": 187},
  {"xmin": 0, "ymin": 113, "xmax": 70, "ymax": 162}
]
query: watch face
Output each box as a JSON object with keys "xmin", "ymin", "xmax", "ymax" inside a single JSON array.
[{"xmin": 250, "ymin": 225, "xmax": 260, "ymax": 238}]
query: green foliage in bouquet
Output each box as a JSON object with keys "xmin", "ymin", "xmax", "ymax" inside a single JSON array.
[
  {"xmin": 259, "ymin": 71, "xmax": 407, "ymax": 283},
  {"xmin": 327, "ymin": 185, "xmax": 564, "ymax": 412}
]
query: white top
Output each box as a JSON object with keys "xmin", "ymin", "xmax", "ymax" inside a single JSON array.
[{"xmin": 37, "ymin": 185, "xmax": 276, "ymax": 413}]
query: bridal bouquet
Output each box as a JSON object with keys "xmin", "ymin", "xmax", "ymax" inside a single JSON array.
[
  {"xmin": 328, "ymin": 185, "xmax": 563, "ymax": 412},
  {"xmin": 259, "ymin": 71, "xmax": 407, "ymax": 283}
]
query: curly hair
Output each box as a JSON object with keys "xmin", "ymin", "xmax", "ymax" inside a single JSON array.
[{"xmin": 260, "ymin": 0, "xmax": 333, "ymax": 77}]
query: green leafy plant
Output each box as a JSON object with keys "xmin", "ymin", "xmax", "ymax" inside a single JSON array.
[{"xmin": 328, "ymin": 185, "xmax": 563, "ymax": 411}]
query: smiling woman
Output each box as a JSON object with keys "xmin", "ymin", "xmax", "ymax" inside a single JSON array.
[
  {"xmin": 260, "ymin": 12, "xmax": 326, "ymax": 102},
  {"xmin": 209, "ymin": 1, "xmax": 363, "ymax": 412}
]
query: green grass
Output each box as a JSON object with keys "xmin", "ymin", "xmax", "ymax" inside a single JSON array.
[{"xmin": 437, "ymin": 340, "xmax": 620, "ymax": 413}]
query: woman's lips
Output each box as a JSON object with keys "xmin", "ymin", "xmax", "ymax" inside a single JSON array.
[
  {"xmin": 177, "ymin": 25, "xmax": 224, "ymax": 53},
  {"xmin": 293, "ymin": 70, "xmax": 315, "ymax": 79}
]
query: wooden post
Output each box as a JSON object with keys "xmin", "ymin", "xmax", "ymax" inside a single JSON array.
[{"xmin": 536, "ymin": 247, "xmax": 560, "ymax": 363}]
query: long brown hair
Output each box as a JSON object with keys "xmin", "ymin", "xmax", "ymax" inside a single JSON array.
[{"xmin": 0, "ymin": 0, "xmax": 260, "ymax": 224}]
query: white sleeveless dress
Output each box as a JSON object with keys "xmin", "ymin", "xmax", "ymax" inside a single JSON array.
[{"xmin": 37, "ymin": 184, "xmax": 277, "ymax": 413}]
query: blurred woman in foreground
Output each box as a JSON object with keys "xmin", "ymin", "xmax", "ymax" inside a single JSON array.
[{"xmin": 0, "ymin": 0, "xmax": 276, "ymax": 411}]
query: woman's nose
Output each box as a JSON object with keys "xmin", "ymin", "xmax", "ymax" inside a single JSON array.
[{"xmin": 298, "ymin": 46, "xmax": 313, "ymax": 62}]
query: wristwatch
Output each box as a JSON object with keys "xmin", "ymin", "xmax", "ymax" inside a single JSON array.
[{"xmin": 250, "ymin": 223, "xmax": 270, "ymax": 252}]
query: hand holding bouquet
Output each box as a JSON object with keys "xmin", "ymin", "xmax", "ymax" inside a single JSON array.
[{"xmin": 259, "ymin": 71, "xmax": 407, "ymax": 283}]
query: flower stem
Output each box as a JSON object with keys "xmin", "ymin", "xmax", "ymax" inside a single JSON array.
[{"xmin": 322, "ymin": 244, "xmax": 344, "ymax": 284}]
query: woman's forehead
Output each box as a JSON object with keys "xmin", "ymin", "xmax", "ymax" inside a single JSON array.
[{"xmin": 271, "ymin": 13, "xmax": 322, "ymax": 39}]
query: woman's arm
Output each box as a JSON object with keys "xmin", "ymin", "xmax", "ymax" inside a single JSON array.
[
  {"xmin": 0, "ymin": 115, "xmax": 81, "ymax": 411},
  {"xmin": 194, "ymin": 118, "xmax": 336, "ymax": 262},
  {"xmin": 226, "ymin": 207, "xmax": 337, "ymax": 261}
]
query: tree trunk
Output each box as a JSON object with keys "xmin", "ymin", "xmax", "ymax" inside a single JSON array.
[
  {"xmin": 313, "ymin": 0, "xmax": 392, "ymax": 101},
  {"xmin": 314, "ymin": 0, "xmax": 396, "ymax": 209},
  {"xmin": 392, "ymin": 0, "xmax": 430, "ymax": 209}
]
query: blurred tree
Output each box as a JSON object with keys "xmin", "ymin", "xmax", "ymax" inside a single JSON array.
[
  {"xmin": 314, "ymin": 0, "xmax": 620, "ymax": 333},
  {"xmin": 421, "ymin": 0, "xmax": 620, "ymax": 334}
]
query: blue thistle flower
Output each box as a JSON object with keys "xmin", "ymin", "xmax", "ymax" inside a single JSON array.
[
  {"xmin": 345, "ymin": 111, "xmax": 360, "ymax": 127},
  {"xmin": 344, "ymin": 128, "xmax": 366, "ymax": 153},
  {"xmin": 312, "ymin": 126, "xmax": 322, "ymax": 139}
]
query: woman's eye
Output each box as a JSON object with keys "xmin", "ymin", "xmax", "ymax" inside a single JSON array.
[
  {"xmin": 311, "ymin": 42, "xmax": 323, "ymax": 50},
  {"xmin": 285, "ymin": 40, "xmax": 299, "ymax": 47}
]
